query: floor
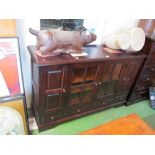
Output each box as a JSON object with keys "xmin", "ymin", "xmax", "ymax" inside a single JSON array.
[{"xmin": 29, "ymin": 100, "xmax": 155, "ymax": 135}]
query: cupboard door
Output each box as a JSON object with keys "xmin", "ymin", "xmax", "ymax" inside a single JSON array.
[
  {"xmin": 94, "ymin": 62, "xmax": 124, "ymax": 107},
  {"xmin": 68, "ymin": 84, "xmax": 94, "ymax": 105},
  {"xmin": 116, "ymin": 60, "xmax": 143, "ymax": 94},
  {"xmin": 40, "ymin": 65, "xmax": 68, "ymax": 113},
  {"xmin": 96, "ymin": 62, "xmax": 124, "ymax": 98},
  {"xmin": 67, "ymin": 63, "xmax": 101, "ymax": 113}
]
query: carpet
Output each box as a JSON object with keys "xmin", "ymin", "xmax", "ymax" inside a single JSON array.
[{"xmin": 79, "ymin": 113, "xmax": 155, "ymax": 135}]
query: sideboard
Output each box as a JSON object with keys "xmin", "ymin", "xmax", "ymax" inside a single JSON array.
[
  {"xmin": 28, "ymin": 45, "xmax": 146, "ymax": 130},
  {"xmin": 127, "ymin": 36, "xmax": 155, "ymax": 104}
]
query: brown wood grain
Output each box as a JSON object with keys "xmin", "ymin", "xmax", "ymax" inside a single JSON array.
[{"xmin": 28, "ymin": 46, "xmax": 146, "ymax": 131}]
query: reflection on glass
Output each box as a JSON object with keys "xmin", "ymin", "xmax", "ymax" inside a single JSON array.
[
  {"xmin": 72, "ymin": 68, "xmax": 85, "ymax": 85},
  {"xmin": 72, "ymin": 66, "xmax": 97, "ymax": 86},
  {"xmin": 69, "ymin": 85, "xmax": 92, "ymax": 104},
  {"xmin": 101, "ymin": 63, "xmax": 123, "ymax": 81},
  {"xmin": 85, "ymin": 67, "xmax": 97, "ymax": 84},
  {"xmin": 112, "ymin": 64, "xmax": 122, "ymax": 80},
  {"xmin": 96, "ymin": 82, "xmax": 107, "ymax": 97}
]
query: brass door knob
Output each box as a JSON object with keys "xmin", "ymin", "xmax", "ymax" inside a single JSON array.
[
  {"xmin": 98, "ymin": 82, "xmax": 102, "ymax": 85},
  {"xmin": 94, "ymin": 83, "xmax": 98, "ymax": 86}
]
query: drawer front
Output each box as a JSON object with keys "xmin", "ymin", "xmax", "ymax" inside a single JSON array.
[
  {"xmin": 133, "ymin": 75, "xmax": 155, "ymax": 93},
  {"xmin": 44, "ymin": 109, "xmax": 66, "ymax": 123},
  {"xmin": 95, "ymin": 94, "xmax": 126, "ymax": 107},
  {"xmin": 128, "ymin": 92, "xmax": 148, "ymax": 102}
]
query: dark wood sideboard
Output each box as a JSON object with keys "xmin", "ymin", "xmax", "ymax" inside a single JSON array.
[
  {"xmin": 127, "ymin": 36, "xmax": 155, "ymax": 104},
  {"xmin": 28, "ymin": 45, "xmax": 146, "ymax": 130}
]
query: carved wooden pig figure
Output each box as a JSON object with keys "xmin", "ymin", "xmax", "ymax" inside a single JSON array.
[{"xmin": 29, "ymin": 28, "xmax": 97, "ymax": 55}]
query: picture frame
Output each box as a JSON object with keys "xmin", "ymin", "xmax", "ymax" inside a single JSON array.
[
  {"xmin": 0, "ymin": 96, "xmax": 29, "ymax": 135},
  {"xmin": 0, "ymin": 37, "xmax": 24, "ymax": 99},
  {"xmin": 0, "ymin": 37, "xmax": 29, "ymax": 135}
]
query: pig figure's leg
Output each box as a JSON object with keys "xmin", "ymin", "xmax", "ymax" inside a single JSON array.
[{"xmin": 72, "ymin": 37, "xmax": 83, "ymax": 53}]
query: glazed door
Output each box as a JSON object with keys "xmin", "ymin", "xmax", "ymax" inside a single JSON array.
[
  {"xmin": 94, "ymin": 59, "xmax": 143, "ymax": 107},
  {"xmin": 66, "ymin": 62, "xmax": 101, "ymax": 114},
  {"xmin": 116, "ymin": 60, "xmax": 143, "ymax": 94},
  {"xmin": 94, "ymin": 61, "xmax": 125, "ymax": 106}
]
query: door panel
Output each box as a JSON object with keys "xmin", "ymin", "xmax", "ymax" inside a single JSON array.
[
  {"xmin": 68, "ymin": 84, "xmax": 94, "ymax": 105},
  {"xmin": 47, "ymin": 70, "xmax": 63, "ymax": 90},
  {"xmin": 46, "ymin": 93, "xmax": 61, "ymax": 110},
  {"xmin": 96, "ymin": 62, "xmax": 124, "ymax": 98},
  {"xmin": 66, "ymin": 62, "xmax": 101, "ymax": 115},
  {"xmin": 46, "ymin": 66, "xmax": 67, "ymax": 90},
  {"xmin": 40, "ymin": 65, "xmax": 68, "ymax": 112},
  {"xmin": 70, "ymin": 63, "xmax": 99, "ymax": 86}
]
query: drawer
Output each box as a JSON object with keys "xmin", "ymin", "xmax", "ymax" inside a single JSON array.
[
  {"xmin": 129, "ymin": 91, "xmax": 148, "ymax": 101},
  {"xmin": 141, "ymin": 65, "xmax": 155, "ymax": 77},
  {"xmin": 95, "ymin": 95, "xmax": 126, "ymax": 106},
  {"xmin": 44, "ymin": 109, "xmax": 66, "ymax": 123},
  {"xmin": 134, "ymin": 75, "xmax": 155, "ymax": 93}
]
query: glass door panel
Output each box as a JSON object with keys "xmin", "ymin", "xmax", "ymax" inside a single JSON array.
[
  {"xmin": 111, "ymin": 63, "xmax": 123, "ymax": 80},
  {"xmin": 101, "ymin": 63, "xmax": 114, "ymax": 81},
  {"xmin": 80, "ymin": 85, "xmax": 92, "ymax": 101},
  {"xmin": 72, "ymin": 68, "xmax": 85, "ymax": 86},
  {"xmin": 85, "ymin": 66, "xmax": 98, "ymax": 84},
  {"xmin": 96, "ymin": 63, "xmax": 123, "ymax": 99},
  {"xmin": 71, "ymin": 65, "xmax": 98, "ymax": 86},
  {"xmin": 69, "ymin": 85, "xmax": 93, "ymax": 105},
  {"xmin": 96, "ymin": 82, "xmax": 107, "ymax": 97}
]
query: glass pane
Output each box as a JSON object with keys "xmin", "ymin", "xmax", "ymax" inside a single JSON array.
[
  {"xmin": 69, "ymin": 85, "xmax": 92, "ymax": 104},
  {"xmin": 72, "ymin": 68, "xmax": 85, "ymax": 86},
  {"xmin": 101, "ymin": 64, "xmax": 114, "ymax": 81},
  {"xmin": 111, "ymin": 64, "xmax": 123, "ymax": 80},
  {"xmin": 80, "ymin": 85, "xmax": 92, "ymax": 101},
  {"xmin": 105, "ymin": 80, "xmax": 117, "ymax": 95},
  {"xmin": 85, "ymin": 66, "xmax": 97, "ymax": 84},
  {"xmin": 96, "ymin": 82, "xmax": 107, "ymax": 97},
  {"xmin": 69, "ymin": 87, "xmax": 81, "ymax": 104}
]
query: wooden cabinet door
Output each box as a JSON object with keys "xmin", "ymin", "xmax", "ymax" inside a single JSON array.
[
  {"xmin": 66, "ymin": 62, "xmax": 102, "ymax": 114},
  {"xmin": 94, "ymin": 59, "xmax": 143, "ymax": 107},
  {"xmin": 94, "ymin": 61, "xmax": 125, "ymax": 106},
  {"xmin": 39, "ymin": 65, "xmax": 68, "ymax": 123},
  {"xmin": 115, "ymin": 60, "xmax": 143, "ymax": 94}
]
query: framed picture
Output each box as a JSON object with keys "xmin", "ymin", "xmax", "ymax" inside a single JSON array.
[
  {"xmin": 0, "ymin": 96, "xmax": 29, "ymax": 135},
  {"xmin": 0, "ymin": 37, "xmax": 23, "ymax": 99}
]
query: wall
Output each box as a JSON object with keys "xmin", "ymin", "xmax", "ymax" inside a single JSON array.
[
  {"xmin": 16, "ymin": 19, "xmax": 139, "ymax": 109},
  {"xmin": 16, "ymin": 19, "xmax": 40, "ymax": 108}
]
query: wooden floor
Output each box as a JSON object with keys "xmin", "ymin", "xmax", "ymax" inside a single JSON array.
[{"xmin": 80, "ymin": 113, "xmax": 155, "ymax": 135}]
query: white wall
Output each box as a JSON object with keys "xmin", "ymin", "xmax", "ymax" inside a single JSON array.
[
  {"xmin": 16, "ymin": 19, "xmax": 40, "ymax": 108},
  {"xmin": 16, "ymin": 19, "xmax": 139, "ymax": 109}
]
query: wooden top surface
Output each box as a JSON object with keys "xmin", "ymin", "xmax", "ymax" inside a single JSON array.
[
  {"xmin": 79, "ymin": 113, "xmax": 155, "ymax": 135},
  {"xmin": 27, "ymin": 45, "xmax": 146, "ymax": 66}
]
